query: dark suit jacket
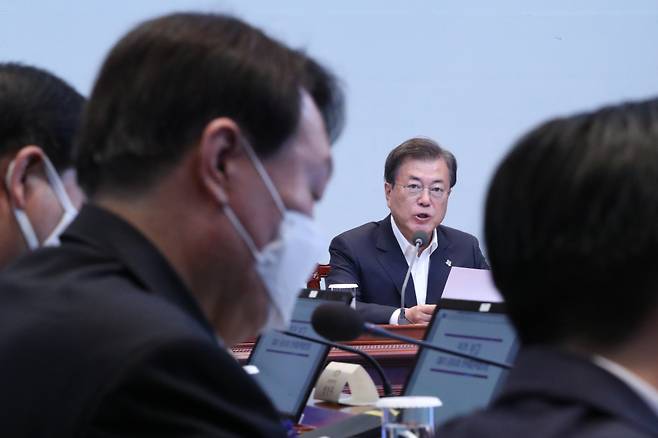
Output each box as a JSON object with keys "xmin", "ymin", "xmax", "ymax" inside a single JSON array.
[
  {"xmin": 440, "ymin": 347, "xmax": 658, "ymax": 438},
  {"xmin": 0, "ymin": 204, "xmax": 286, "ymax": 437},
  {"xmin": 327, "ymin": 215, "xmax": 488, "ymax": 323}
]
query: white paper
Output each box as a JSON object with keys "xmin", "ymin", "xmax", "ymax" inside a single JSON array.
[
  {"xmin": 440, "ymin": 267, "xmax": 503, "ymax": 302},
  {"xmin": 314, "ymin": 361, "xmax": 379, "ymax": 406}
]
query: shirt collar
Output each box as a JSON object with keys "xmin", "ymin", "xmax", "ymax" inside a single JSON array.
[
  {"xmin": 390, "ymin": 215, "xmax": 438, "ymax": 261},
  {"xmin": 593, "ymin": 354, "xmax": 658, "ymax": 418}
]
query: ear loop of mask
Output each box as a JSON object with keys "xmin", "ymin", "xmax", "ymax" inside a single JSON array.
[
  {"xmin": 5, "ymin": 155, "xmax": 77, "ymax": 249},
  {"xmin": 240, "ymin": 140, "xmax": 286, "ymax": 216},
  {"xmin": 39, "ymin": 156, "xmax": 78, "ymax": 246},
  {"xmin": 220, "ymin": 139, "xmax": 288, "ymax": 262},
  {"xmin": 222, "ymin": 204, "xmax": 261, "ymax": 261},
  {"xmin": 5, "ymin": 160, "xmax": 39, "ymax": 250},
  {"xmin": 40, "ymin": 155, "xmax": 77, "ymax": 215}
]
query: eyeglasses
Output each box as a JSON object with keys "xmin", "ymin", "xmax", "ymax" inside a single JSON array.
[{"xmin": 394, "ymin": 182, "xmax": 448, "ymax": 200}]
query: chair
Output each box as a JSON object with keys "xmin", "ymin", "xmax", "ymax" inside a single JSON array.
[{"xmin": 307, "ymin": 264, "xmax": 331, "ymax": 289}]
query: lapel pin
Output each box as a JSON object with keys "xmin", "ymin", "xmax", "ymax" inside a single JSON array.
[{"xmin": 445, "ymin": 259, "xmax": 452, "ymax": 267}]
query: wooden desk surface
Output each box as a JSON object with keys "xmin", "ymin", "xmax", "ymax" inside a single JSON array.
[
  {"xmin": 231, "ymin": 324, "xmax": 427, "ymax": 354},
  {"xmin": 231, "ymin": 324, "xmax": 426, "ymax": 360}
]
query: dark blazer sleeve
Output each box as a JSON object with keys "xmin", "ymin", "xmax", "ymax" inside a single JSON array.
[
  {"xmin": 356, "ymin": 301, "xmax": 399, "ymax": 324},
  {"xmin": 471, "ymin": 235, "xmax": 489, "ymax": 269},
  {"xmin": 327, "ymin": 233, "xmax": 398, "ymax": 324},
  {"xmin": 85, "ymin": 337, "xmax": 287, "ymax": 438},
  {"xmin": 326, "ymin": 234, "xmax": 360, "ymax": 286}
]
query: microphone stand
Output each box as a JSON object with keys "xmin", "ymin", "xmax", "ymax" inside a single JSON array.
[
  {"xmin": 279, "ymin": 330, "xmax": 394, "ymax": 396},
  {"xmin": 362, "ymin": 323, "xmax": 512, "ymax": 369},
  {"xmin": 399, "ymin": 239, "xmax": 422, "ymax": 324}
]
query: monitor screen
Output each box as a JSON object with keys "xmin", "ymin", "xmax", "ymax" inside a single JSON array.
[
  {"xmin": 404, "ymin": 300, "xmax": 519, "ymax": 426},
  {"xmin": 249, "ymin": 291, "xmax": 348, "ymax": 421}
]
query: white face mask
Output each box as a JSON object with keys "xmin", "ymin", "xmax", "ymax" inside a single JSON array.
[
  {"xmin": 4, "ymin": 155, "xmax": 78, "ymax": 250},
  {"xmin": 222, "ymin": 141, "xmax": 326, "ymax": 332}
]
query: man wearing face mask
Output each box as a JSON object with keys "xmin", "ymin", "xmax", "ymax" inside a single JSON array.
[
  {"xmin": 0, "ymin": 63, "xmax": 85, "ymax": 270},
  {"xmin": 0, "ymin": 13, "xmax": 344, "ymax": 437}
]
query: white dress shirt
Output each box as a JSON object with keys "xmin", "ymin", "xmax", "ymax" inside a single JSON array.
[
  {"xmin": 593, "ymin": 354, "xmax": 658, "ymax": 417},
  {"xmin": 389, "ymin": 216, "xmax": 439, "ymax": 324}
]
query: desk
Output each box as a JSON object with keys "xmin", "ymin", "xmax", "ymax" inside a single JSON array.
[{"xmin": 231, "ymin": 324, "xmax": 427, "ymax": 395}]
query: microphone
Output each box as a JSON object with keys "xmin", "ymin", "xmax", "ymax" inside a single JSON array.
[
  {"xmin": 399, "ymin": 231, "xmax": 430, "ymax": 324},
  {"xmin": 412, "ymin": 230, "xmax": 429, "ymax": 247},
  {"xmin": 279, "ymin": 330, "xmax": 394, "ymax": 396},
  {"xmin": 311, "ymin": 303, "xmax": 512, "ymax": 369}
]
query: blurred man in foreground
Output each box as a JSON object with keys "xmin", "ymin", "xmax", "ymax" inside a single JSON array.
[
  {"xmin": 0, "ymin": 13, "xmax": 344, "ymax": 437},
  {"xmin": 442, "ymin": 99, "xmax": 658, "ymax": 437}
]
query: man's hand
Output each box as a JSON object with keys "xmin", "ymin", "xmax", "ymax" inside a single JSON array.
[{"xmin": 404, "ymin": 304, "xmax": 436, "ymax": 324}]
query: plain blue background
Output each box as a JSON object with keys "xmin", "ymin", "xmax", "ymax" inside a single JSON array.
[{"xmin": 3, "ymin": 1, "xmax": 658, "ymax": 259}]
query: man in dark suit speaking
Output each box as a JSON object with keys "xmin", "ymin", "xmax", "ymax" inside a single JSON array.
[
  {"xmin": 441, "ymin": 98, "xmax": 658, "ymax": 437},
  {"xmin": 327, "ymin": 137, "xmax": 488, "ymax": 324},
  {"xmin": 0, "ymin": 13, "xmax": 344, "ymax": 437}
]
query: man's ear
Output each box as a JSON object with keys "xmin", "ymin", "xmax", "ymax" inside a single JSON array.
[
  {"xmin": 4, "ymin": 146, "xmax": 47, "ymax": 210},
  {"xmin": 384, "ymin": 181, "xmax": 393, "ymax": 206},
  {"xmin": 198, "ymin": 117, "xmax": 242, "ymax": 206}
]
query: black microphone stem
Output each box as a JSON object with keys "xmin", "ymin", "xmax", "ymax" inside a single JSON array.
[
  {"xmin": 279, "ymin": 330, "xmax": 394, "ymax": 396},
  {"xmin": 399, "ymin": 241, "xmax": 421, "ymax": 323},
  {"xmin": 363, "ymin": 323, "xmax": 512, "ymax": 369}
]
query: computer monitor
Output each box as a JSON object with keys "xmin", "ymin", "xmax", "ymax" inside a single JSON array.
[
  {"xmin": 248, "ymin": 289, "xmax": 351, "ymax": 422},
  {"xmin": 403, "ymin": 298, "xmax": 519, "ymax": 426}
]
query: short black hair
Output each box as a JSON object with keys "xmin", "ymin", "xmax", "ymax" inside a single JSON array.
[
  {"xmin": 485, "ymin": 98, "xmax": 658, "ymax": 347},
  {"xmin": 384, "ymin": 137, "xmax": 457, "ymax": 187},
  {"xmin": 0, "ymin": 63, "xmax": 84, "ymax": 171},
  {"xmin": 75, "ymin": 12, "xmax": 345, "ymax": 197}
]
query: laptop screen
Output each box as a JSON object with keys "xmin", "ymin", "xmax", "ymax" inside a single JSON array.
[
  {"xmin": 404, "ymin": 299, "xmax": 519, "ymax": 426},
  {"xmin": 248, "ymin": 289, "xmax": 350, "ymax": 421}
]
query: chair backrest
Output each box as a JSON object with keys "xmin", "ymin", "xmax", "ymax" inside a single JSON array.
[{"xmin": 307, "ymin": 264, "xmax": 331, "ymax": 289}]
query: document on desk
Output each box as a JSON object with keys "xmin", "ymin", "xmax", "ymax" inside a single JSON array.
[{"xmin": 440, "ymin": 267, "xmax": 503, "ymax": 302}]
